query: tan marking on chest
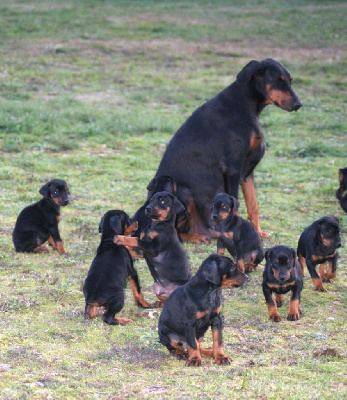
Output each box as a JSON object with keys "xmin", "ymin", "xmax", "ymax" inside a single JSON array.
[
  {"xmin": 148, "ymin": 231, "xmax": 159, "ymax": 240},
  {"xmin": 249, "ymin": 131, "xmax": 262, "ymax": 152},
  {"xmin": 196, "ymin": 310, "xmax": 209, "ymax": 319},
  {"xmin": 223, "ymin": 231, "xmax": 234, "ymax": 240},
  {"xmin": 312, "ymin": 252, "xmax": 336, "ymax": 262},
  {"xmin": 267, "ymin": 281, "xmax": 295, "ymax": 289}
]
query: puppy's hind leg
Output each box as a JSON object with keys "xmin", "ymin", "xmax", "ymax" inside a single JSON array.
[{"xmin": 102, "ymin": 295, "xmax": 132, "ymax": 325}]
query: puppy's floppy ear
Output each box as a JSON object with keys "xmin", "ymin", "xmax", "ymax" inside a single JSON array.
[
  {"xmin": 98, "ymin": 215, "xmax": 105, "ymax": 233},
  {"xmin": 172, "ymin": 195, "xmax": 185, "ymax": 215},
  {"xmin": 39, "ymin": 182, "xmax": 51, "ymax": 198},
  {"xmin": 265, "ymin": 248, "xmax": 272, "ymax": 262},
  {"xmin": 109, "ymin": 215, "xmax": 123, "ymax": 235},
  {"xmin": 290, "ymin": 248, "xmax": 297, "ymax": 260},
  {"xmin": 147, "ymin": 177, "xmax": 156, "ymax": 192},
  {"xmin": 236, "ymin": 60, "xmax": 265, "ymax": 85},
  {"xmin": 338, "ymin": 169, "xmax": 343, "ymax": 183},
  {"xmin": 163, "ymin": 176, "xmax": 174, "ymax": 193},
  {"xmin": 229, "ymin": 195, "xmax": 240, "ymax": 213},
  {"xmin": 201, "ymin": 259, "xmax": 220, "ymax": 285}
]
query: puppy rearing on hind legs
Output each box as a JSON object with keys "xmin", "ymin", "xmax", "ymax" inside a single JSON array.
[
  {"xmin": 114, "ymin": 192, "xmax": 191, "ymax": 307},
  {"xmin": 83, "ymin": 210, "xmax": 150, "ymax": 325}
]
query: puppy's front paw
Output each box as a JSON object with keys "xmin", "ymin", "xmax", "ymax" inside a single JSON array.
[
  {"xmin": 215, "ymin": 355, "xmax": 232, "ymax": 366},
  {"xmin": 113, "ymin": 235, "xmax": 125, "ymax": 245},
  {"xmin": 186, "ymin": 357, "xmax": 202, "ymax": 367}
]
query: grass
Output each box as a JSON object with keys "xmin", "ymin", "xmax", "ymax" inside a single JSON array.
[{"xmin": 0, "ymin": 0, "xmax": 346, "ymax": 399}]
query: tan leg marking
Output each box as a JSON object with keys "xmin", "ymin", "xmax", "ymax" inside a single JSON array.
[
  {"xmin": 287, "ymin": 297, "xmax": 300, "ymax": 321},
  {"xmin": 212, "ymin": 328, "xmax": 231, "ymax": 365},
  {"xmin": 241, "ymin": 177, "xmax": 269, "ymax": 239},
  {"xmin": 275, "ymin": 293, "xmax": 283, "ymax": 307},
  {"xmin": 33, "ymin": 244, "xmax": 49, "ymax": 253},
  {"xmin": 267, "ymin": 303, "xmax": 281, "ymax": 322},
  {"xmin": 127, "ymin": 277, "xmax": 151, "ymax": 308},
  {"xmin": 298, "ymin": 254, "xmax": 306, "ymax": 274}
]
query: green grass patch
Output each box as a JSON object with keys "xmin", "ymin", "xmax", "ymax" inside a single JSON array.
[{"xmin": 0, "ymin": 0, "xmax": 346, "ymax": 399}]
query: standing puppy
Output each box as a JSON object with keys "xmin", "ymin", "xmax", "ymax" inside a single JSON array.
[
  {"xmin": 114, "ymin": 192, "xmax": 191, "ymax": 307},
  {"xmin": 12, "ymin": 179, "xmax": 70, "ymax": 255},
  {"xmin": 297, "ymin": 216, "xmax": 342, "ymax": 292},
  {"xmin": 83, "ymin": 210, "xmax": 150, "ymax": 325},
  {"xmin": 262, "ymin": 245, "xmax": 303, "ymax": 322},
  {"xmin": 211, "ymin": 193, "xmax": 264, "ymax": 273},
  {"xmin": 158, "ymin": 254, "xmax": 247, "ymax": 367}
]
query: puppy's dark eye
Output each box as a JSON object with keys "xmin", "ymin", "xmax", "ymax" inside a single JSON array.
[
  {"xmin": 158, "ymin": 197, "xmax": 165, "ymax": 205},
  {"xmin": 53, "ymin": 190, "xmax": 58, "ymax": 195}
]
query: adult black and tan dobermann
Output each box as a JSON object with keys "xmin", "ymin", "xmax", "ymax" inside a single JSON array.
[
  {"xmin": 297, "ymin": 216, "xmax": 342, "ymax": 292},
  {"xmin": 83, "ymin": 210, "xmax": 150, "ymax": 325},
  {"xmin": 114, "ymin": 192, "xmax": 191, "ymax": 307},
  {"xmin": 134, "ymin": 58, "xmax": 302, "ymax": 243},
  {"xmin": 158, "ymin": 254, "xmax": 247, "ymax": 367},
  {"xmin": 262, "ymin": 245, "xmax": 303, "ymax": 322},
  {"xmin": 12, "ymin": 179, "xmax": 70, "ymax": 255}
]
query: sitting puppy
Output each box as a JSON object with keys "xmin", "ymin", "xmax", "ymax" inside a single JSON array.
[
  {"xmin": 12, "ymin": 179, "xmax": 70, "ymax": 255},
  {"xmin": 132, "ymin": 175, "xmax": 177, "ymax": 238},
  {"xmin": 83, "ymin": 210, "xmax": 150, "ymax": 325},
  {"xmin": 114, "ymin": 192, "xmax": 191, "ymax": 307},
  {"xmin": 336, "ymin": 167, "xmax": 347, "ymax": 212},
  {"xmin": 297, "ymin": 216, "xmax": 342, "ymax": 292},
  {"xmin": 158, "ymin": 254, "xmax": 247, "ymax": 367},
  {"xmin": 211, "ymin": 193, "xmax": 264, "ymax": 273},
  {"xmin": 262, "ymin": 245, "xmax": 303, "ymax": 322}
]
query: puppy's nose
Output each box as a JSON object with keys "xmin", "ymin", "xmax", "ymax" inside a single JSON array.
[
  {"xmin": 145, "ymin": 206, "xmax": 152, "ymax": 213},
  {"xmin": 336, "ymin": 241, "xmax": 342, "ymax": 248}
]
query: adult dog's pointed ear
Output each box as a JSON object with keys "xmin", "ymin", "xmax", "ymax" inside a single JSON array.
[
  {"xmin": 236, "ymin": 60, "xmax": 265, "ymax": 85},
  {"xmin": 39, "ymin": 182, "xmax": 51, "ymax": 198},
  {"xmin": 201, "ymin": 259, "xmax": 220, "ymax": 285},
  {"xmin": 172, "ymin": 195, "xmax": 185, "ymax": 215}
]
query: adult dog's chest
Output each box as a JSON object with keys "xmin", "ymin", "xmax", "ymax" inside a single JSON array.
[{"xmin": 238, "ymin": 128, "xmax": 265, "ymax": 179}]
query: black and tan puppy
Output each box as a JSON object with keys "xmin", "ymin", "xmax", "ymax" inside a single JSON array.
[
  {"xmin": 297, "ymin": 216, "xmax": 342, "ymax": 292},
  {"xmin": 158, "ymin": 254, "xmax": 247, "ymax": 367},
  {"xmin": 132, "ymin": 175, "xmax": 177, "ymax": 238},
  {"xmin": 83, "ymin": 210, "xmax": 150, "ymax": 325},
  {"xmin": 211, "ymin": 193, "xmax": 264, "ymax": 273},
  {"xmin": 12, "ymin": 179, "xmax": 70, "ymax": 255},
  {"xmin": 262, "ymin": 245, "xmax": 303, "ymax": 322},
  {"xmin": 336, "ymin": 167, "xmax": 347, "ymax": 213},
  {"xmin": 114, "ymin": 192, "xmax": 191, "ymax": 307}
]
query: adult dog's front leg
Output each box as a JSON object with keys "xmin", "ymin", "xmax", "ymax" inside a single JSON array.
[{"xmin": 241, "ymin": 176, "xmax": 269, "ymax": 239}]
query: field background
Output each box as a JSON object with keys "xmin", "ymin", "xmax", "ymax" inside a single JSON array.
[{"xmin": 0, "ymin": 0, "xmax": 346, "ymax": 399}]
